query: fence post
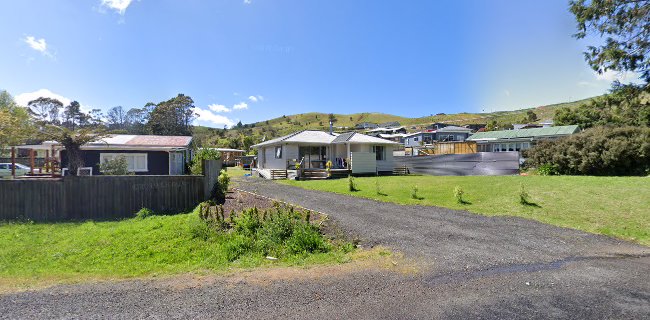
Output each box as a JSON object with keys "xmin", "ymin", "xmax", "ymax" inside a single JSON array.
[{"xmin": 203, "ymin": 159, "xmax": 222, "ymax": 200}]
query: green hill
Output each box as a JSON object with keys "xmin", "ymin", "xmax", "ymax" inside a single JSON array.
[{"xmin": 193, "ymin": 96, "xmax": 597, "ymax": 148}]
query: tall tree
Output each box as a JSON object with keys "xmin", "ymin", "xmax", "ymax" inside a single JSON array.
[
  {"xmin": 570, "ymin": 0, "xmax": 650, "ymax": 83},
  {"xmin": 147, "ymin": 94, "xmax": 196, "ymax": 135},
  {"xmin": 106, "ymin": 106, "xmax": 127, "ymax": 130},
  {"xmin": 27, "ymin": 97, "xmax": 63, "ymax": 124},
  {"xmin": 0, "ymin": 91, "xmax": 35, "ymax": 155},
  {"xmin": 41, "ymin": 125, "xmax": 108, "ymax": 176},
  {"xmin": 63, "ymin": 101, "xmax": 85, "ymax": 130}
]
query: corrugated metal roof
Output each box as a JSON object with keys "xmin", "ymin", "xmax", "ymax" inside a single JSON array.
[
  {"xmin": 467, "ymin": 125, "xmax": 580, "ymax": 141},
  {"xmin": 88, "ymin": 135, "xmax": 192, "ymax": 148},
  {"xmin": 436, "ymin": 125, "xmax": 473, "ymax": 132}
]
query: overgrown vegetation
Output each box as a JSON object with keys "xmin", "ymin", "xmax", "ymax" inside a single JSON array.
[
  {"xmin": 348, "ymin": 175, "xmax": 358, "ymax": 192},
  {"xmin": 525, "ymin": 126, "xmax": 650, "ymax": 176},
  {"xmin": 281, "ymin": 175, "xmax": 650, "ymax": 246},
  {"xmin": 198, "ymin": 204, "xmax": 337, "ymax": 261},
  {"xmin": 190, "ymin": 148, "xmax": 222, "ymax": 175},
  {"xmin": 0, "ymin": 204, "xmax": 356, "ymax": 291},
  {"xmin": 99, "ymin": 155, "xmax": 132, "ymax": 175},
  {"xmin": 453, "ymin": 186, "xmax": 466, "ymax": 204}
]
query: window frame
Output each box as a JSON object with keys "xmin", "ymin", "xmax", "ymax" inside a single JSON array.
[
  {"xmin": 373, "ymin": 145, "xmax": 386, "ymax": 161},
  {"xmin": 99, "ymin": 153, "xmax": 148, "ymax": 172},
  {"xmin": 274, "ymin": 146, "xmax": 283, "ymax": 159}
]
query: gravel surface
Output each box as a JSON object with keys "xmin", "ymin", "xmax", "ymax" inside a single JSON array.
[{"xmin": 1, "ymin": 176, "xmax": 649, "ymax": 319}]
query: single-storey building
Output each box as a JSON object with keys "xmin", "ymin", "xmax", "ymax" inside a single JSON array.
[
  {"xmin": 252, "ymin": 130, "xmax": 399, "ymax": 176},
  {"xmin": 60, "ymin": 135, "xmax": 193, "ymax": 175},
  {"xmin": 354, "ymin": 122, "xmax": 378, "ymax": 130},
  {"xmin": 467, "ymin": 125, "xmax": 580, "ymax": 152},
  {"xmin": 366, "ymin": 126, "xmax": 408, "ymax": 137},
  {"xmin": 199, "ymin": 148, "xmax": 245, "ymax": 166}
]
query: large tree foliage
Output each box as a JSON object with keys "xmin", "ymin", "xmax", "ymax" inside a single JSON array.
[
  {"xmin": 147, "ymin": 94, "xmax": 196, "ymax": 136},
  {"xmin": 555, "ymin": 82, "xmax": 650, "ymax": 128},
  {"xmin": 524, "ymin": 126, "xmax": 650, "ymax": 176},
  {"xmin": 27, "ymin": 97, "xmax": 63, "ymax": 124},
  {"xmin": 570, "ymin": 0, "xmax": 650, "ymax": 82},
  {"xmin": 0, "ymin": 91, "xmax": 35, "ymax": 155},
  {"xmin": 106, "ymin": 106, "xmax": 127, "ymax": 130}
]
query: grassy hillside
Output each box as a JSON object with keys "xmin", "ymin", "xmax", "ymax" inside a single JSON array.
[{"xmin": 193, "ymin": 96, "xmax": 597, "ymax": 148}]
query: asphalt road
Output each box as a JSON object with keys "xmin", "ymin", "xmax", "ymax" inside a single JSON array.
[{"xmin": 1, "ymin": 177, "xmax": 648, "ymax": 319}]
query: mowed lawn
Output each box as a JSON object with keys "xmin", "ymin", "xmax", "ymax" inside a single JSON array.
[
  {"xmin": 0, "ymin": 211, "xmax": 353, "ymax": 292},
  {"xmin": 281, "ymin": 175, "xmax": 650, "ymax": 246}
]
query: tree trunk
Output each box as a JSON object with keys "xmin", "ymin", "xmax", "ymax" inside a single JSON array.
[{"xmin": 65, "ymin": 143, "xmax": 84, "ymax": 176}]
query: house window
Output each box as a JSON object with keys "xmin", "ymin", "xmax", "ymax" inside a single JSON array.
[
  {"xmin": 100, "ymin": 153, "xmax": 148, "ymax": 172},
  {"xmin": 373, "ymin": 146, "xmax": 385, "ymax": 161},
  {"xmin": 275, "ymin": 146, "xmax": 283, "ymax": 159},
  {"xmin": 414, "ymin": 137, "xmax": 419, "ymax": 141}
]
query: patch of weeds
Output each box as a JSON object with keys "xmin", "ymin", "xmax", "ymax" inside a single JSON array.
[
  {"xmin": 135, "ymin": 208, "xmax": 154, "ymax": 219},
  {"xmin": 348, "ymin": 175, "xmax": 359, "ymax": 192},
  {"xmin": 411, "ymin": 185, "xmax": 423, "ymax": 200},
  {"xmin": 454, "ymin": 186, "xmax": 470, "ymax": 205},
  {"xmin": 375, "ymin": 178, "xmax": 387, "ymax": 196},
  {"xmin": 519, "ymin": 184, "xmax": 541, "ymax": 207}
]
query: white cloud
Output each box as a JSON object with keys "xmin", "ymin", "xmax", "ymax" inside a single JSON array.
[
  {"xmin": 248, "ymin": 95, "xmax": 264, "ymax": 102},
  {"xmin": 101, "ymin": 0, "xmax": 133, "ymax": 15},
  {"xmin": 208, "ymin": 104, "xmax": 231, "ymax": 113},
  {"xmin": 504, "ymin": 89, "xmax": 511, "ymax": 97},
  {"xmin": 194, "ymin": 107, "xmax": 235, "ymax": 128},
  {"xmin": 595, "ymin": 70, "xmax": 639, "ymax": 82},
  {"xmin": 244, "ymin": 0, "xmax": 252, "ymax": 4},
  {"xmin": 24, "ymin": 36, "xmax": 50, "ymax": 56},
  {"xmin": 15, "ymin": 89, "xmax": 72, "ymax": 108},
  {"xmin": 233, "ymin": 102, "xmax": 248, "ymax": 110},
  {"xmin": 577, "ymin": 81, "xmax": 598, "ymax": 88}
]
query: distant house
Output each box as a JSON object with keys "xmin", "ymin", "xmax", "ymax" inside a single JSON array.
[
  {"xmin": 467, "ymin": 125, "xmax": 580, "ymax": 152},
  {"xmin": 60, "ymin": 135, "xmax": 193, "ymax": 175},
  {"xmin": 426, "ymin": 123, "xmax": 448, "ymax": 130},
  {"xmin": 379, "ymin": 121, "xmax": 401, "ymax": 128},
  {"xmin": 200, "ymin": 148, "xmax": 245, "ymax": 166},
  {"xmin": 354, "ymin": 122, "xmax": 378, "ymax": 130},
  {"xmin": 366, "ymin": 126, "xmax": 407, "ymax": 137},
  {"xmin": 251, "ymin": 130, "xmax": 399, "ymax": 176},
  {"xmin": 403, "ymin": 126, "xmax": 473, "ymax": 148}
]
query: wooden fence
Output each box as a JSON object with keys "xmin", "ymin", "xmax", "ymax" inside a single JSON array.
[{"xmin": 0, "ymin": 160, "xmax": 221, "ymax": 222}]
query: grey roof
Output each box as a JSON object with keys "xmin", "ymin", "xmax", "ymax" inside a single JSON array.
[
  {"xmin": 436, "ymin": 125, "xmax": 473, "ymax": 132},
  {"xmin": 253, "ymin": 130, "xmax": 398, "ymax": 148},
  {"xmin": 252, "ymin": 130, "xmax": 338, "ymax": 147}
]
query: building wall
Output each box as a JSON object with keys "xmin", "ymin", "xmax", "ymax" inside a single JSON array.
[
  {"xmin": 61, "ymin": 150, "xmax": 170, "ymax": 175},
  {"xmin": 259, "ymin": 144, "xmax": 298, "ymax": 169}
]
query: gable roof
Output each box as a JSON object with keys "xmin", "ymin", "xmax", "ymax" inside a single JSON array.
[
  {"xmin": 83, "ymin": 135, "xmax": 192, "ymax": 150},
  {"xmin": 467, "ymin": 125, "xmax": 580, "ymax": 141},
  {"xmin": 252, "ymin": 130, "xmax": 398, "ymax": 148},
  {"xmin": 252, "ymin": 130, "xmax": 338, "ymax": 147}
]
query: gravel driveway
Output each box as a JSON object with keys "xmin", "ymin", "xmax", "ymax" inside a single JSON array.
[{"xmin": 1, "ymin": 177, "xmax": 649, "ymax": 319}]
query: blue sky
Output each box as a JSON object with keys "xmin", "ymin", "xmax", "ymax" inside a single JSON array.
[{"xmin": 0, "ymin": 0, "xmax": 640, "ymax": 128}]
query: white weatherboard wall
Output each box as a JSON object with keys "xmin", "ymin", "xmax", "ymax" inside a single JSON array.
[
  {"xmin": 351, "ymin": 152, "xmax": 376, "ymax": 174},
  {"xmin": 261, "ymin": 144, "xmax": 298, "ymax": 169},
  {"xmin": 377, "ymin": 145, "xmax": 395, "ymax": 172}
]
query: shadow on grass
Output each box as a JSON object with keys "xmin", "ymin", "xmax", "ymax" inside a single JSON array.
[
  {"xmin": 458, "ymin": 200, "xmax": 472, "ymax": 205},
  {"xmin": 521, "ymin": 201, "xmax": 542, "ymax": 208},
  {"xmin": 376, "ymin": 192, "xmax": 388, "ymax": 197}
]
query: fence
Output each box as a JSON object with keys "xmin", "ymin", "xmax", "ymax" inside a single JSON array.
[
  {"xmin": 394, "ymin": 152, "xmax": 520, "ymax": 176},
  {"xmin": 0, "ymin": 160, "xmax": 221, "ymax": 222}
]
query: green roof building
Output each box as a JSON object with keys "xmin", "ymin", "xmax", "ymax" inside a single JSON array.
[{"xmin": 467, "ymin": 125, "xmax": 580, "ymax": 153}]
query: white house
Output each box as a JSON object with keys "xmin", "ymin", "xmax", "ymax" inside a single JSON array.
[{"xmin": 252, "ymin": 130, "xmax": 399, "ymax": 177}]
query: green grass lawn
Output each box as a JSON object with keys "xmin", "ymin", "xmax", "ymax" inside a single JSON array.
[
  {"xmin": 280, "ymin": 175, "xmax": 650, "ymax": 246},
  {"xmin": 0, "ymin": 208, "xmax": 355, "ymax": 292}
]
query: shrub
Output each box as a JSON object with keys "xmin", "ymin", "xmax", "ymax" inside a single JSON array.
[
  {"xmin": 525, "ymin": 126, "xmax": 650, "ymax": 176},
  {"xmin": 348, "ymin": 175, "xmax": 358, "ymax": 192},
  {"xmin": 537, "ymin": 163, "xmax": 559, "ymax": 176},
  {"xmin": 135, "ymin": 208, "xmax": 154, "ymax": 219},
  {"xmin": 191, "ymin": 148, "xmax": 221, "ymax": 175},
  {"xmin": 287, "ymin": 223, "xmax": 330, "ymax": 254},
  {"xmin": 375, "ymin": 178, "xmax": 385, "ymax": 196},
  {"xmin": 454, "ymin": 186, "xmax": 465, "ymax": 204},
  {"xmin": 223, "ymin": 234, "xmax": 253, "ymax": 261},
  {"xmin": 99, "ymin": 156, "xmax": 132, "ymax": 175},
  {"xmin": 218, "ymin": 169, "xmax": 230, "ymax": 194}
]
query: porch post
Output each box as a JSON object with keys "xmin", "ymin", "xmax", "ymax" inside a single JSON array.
[{"xmin": 346, "ymin": 143, "xmax": 351, "ymax": 169}]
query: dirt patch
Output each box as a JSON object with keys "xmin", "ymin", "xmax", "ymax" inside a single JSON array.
[{"xmin": 218, "ymin": 189, "xmax": 324, "ymax": 222}]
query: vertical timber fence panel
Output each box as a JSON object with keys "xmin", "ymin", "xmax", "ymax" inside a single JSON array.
[{"xmin": 0, "ymin": 175, "xmax": 207, "ymax": 222}]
